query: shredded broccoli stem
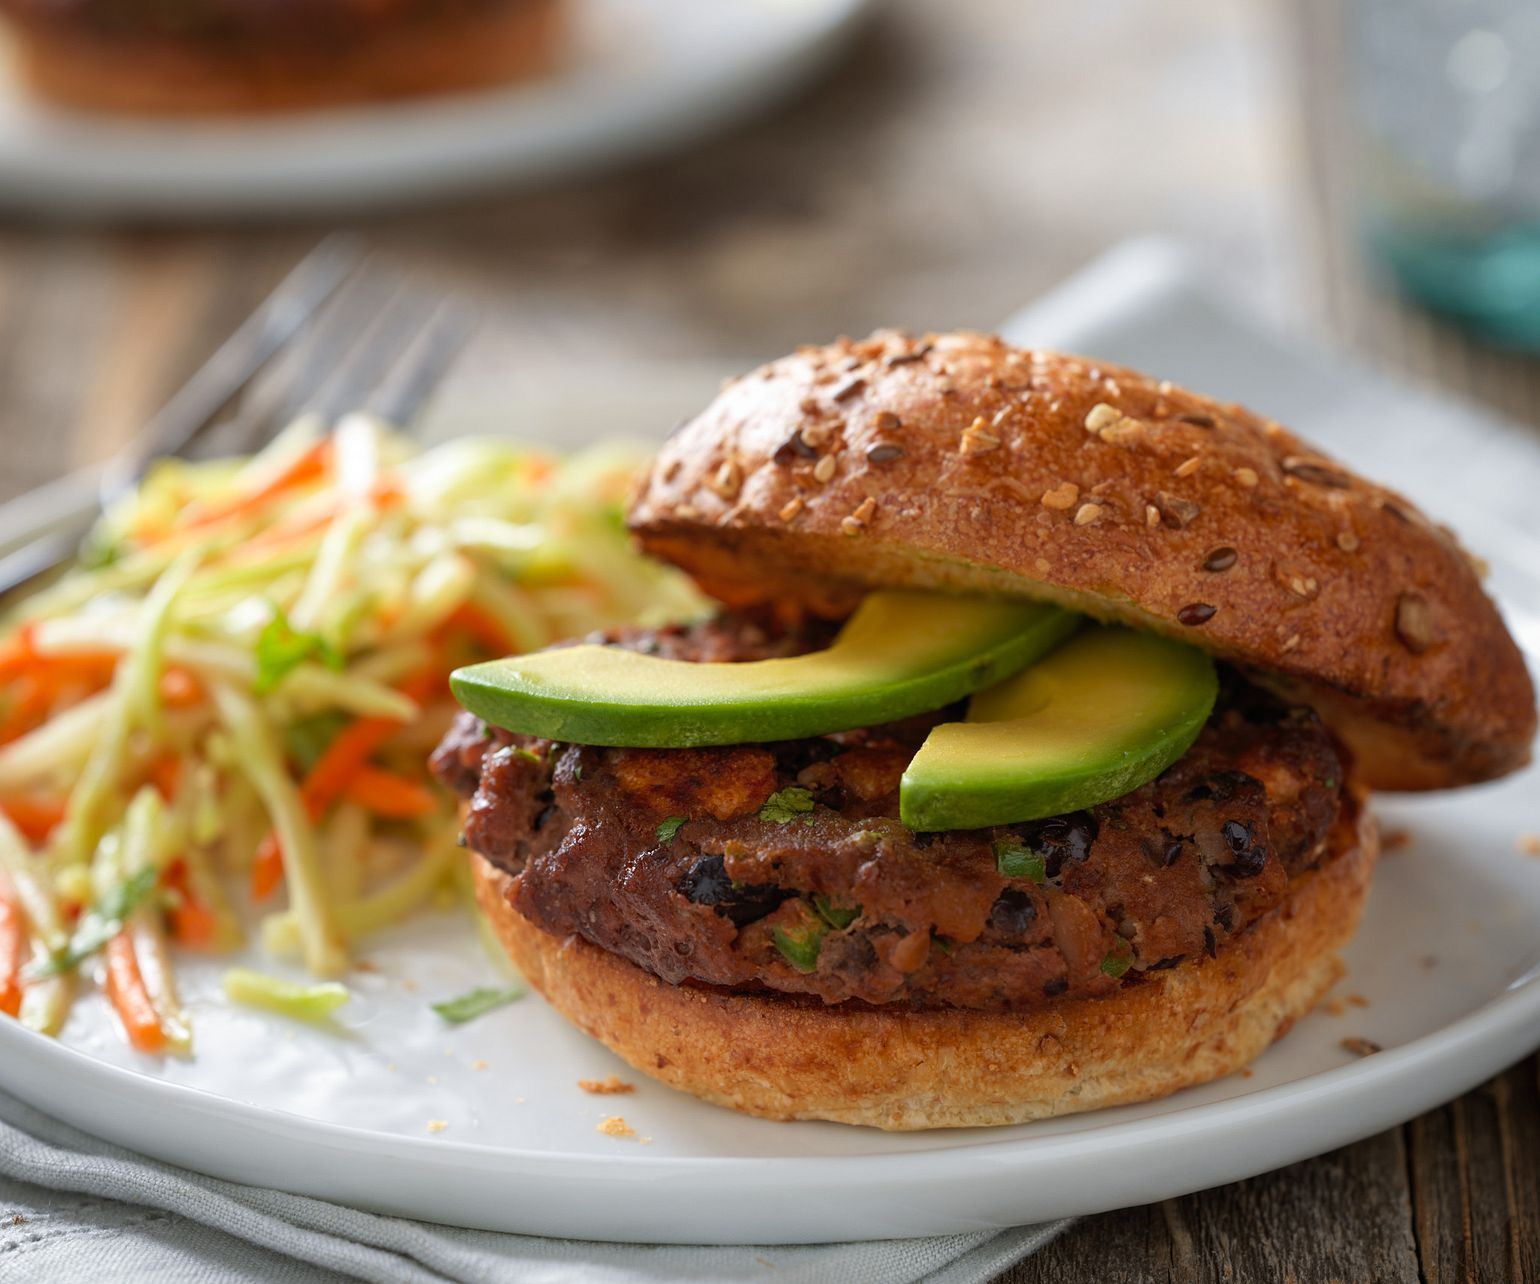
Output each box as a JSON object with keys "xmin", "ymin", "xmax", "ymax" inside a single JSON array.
[
  {"xmin": 0, "ymin": 813, "xmax": 65, "ymax": 953},
  {"xmin": 290, "ymin": 505, "xmax": 370, "ymax": 636},
  {"xmin": 0, "ymin": 691, "xmax": 114, "ymax": 790},
  {"xmin": 118, "ymin": 787, "xmax": 174, "ymax": 881},
  {"xmin": 465, "ymin": 576, "xmax": 549, "ymax": 653},
  {"xmin": 223, "ymin": 968, "xmax": 348, "ymax": 1021},
  {"xmin": 0, "ymin": 426, "xmax": 710, "ymax": 1047},
  {"xmin": 125, "ymin": 546, "xmax": 203, "ymax": 739},
  {"xmin": 212, "ymin": 684, "xmax": 345, "ymax": 978},
  {"xmin": 394, "ymin": 553, "xmax": 476, "ymax": 640},
  {"xmin": 60, "ymin": 550, "xmax": 199, "ymax": 866},
  {"xmin": 321, "ymin": 803, "xmax": 368, "ymax": 903},
  {"xmin": 19, "ymin": 970, "xmax": 71, "ymax": 1035},
  {"xmin": 261, "ymin": 827, "xmax": 459, "ymax": 957}
]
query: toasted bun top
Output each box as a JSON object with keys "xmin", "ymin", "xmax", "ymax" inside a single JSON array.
[{"xmin": 629, "ymin": 331, "xmax": 1535, "ymax": 791}]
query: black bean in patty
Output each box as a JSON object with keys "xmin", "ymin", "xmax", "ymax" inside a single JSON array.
[{"xmin": 678, "ymin": 854, "xmax": 788, "ymax": 927}]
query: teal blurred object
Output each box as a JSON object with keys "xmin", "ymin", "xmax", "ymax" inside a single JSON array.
[
  {"xmin": 1347, "ymin": 2, "xmax": 1540, "ymax": 348},
  {"xmin": 1371, "ymin": 222, "xmax": 1540, "ymax": 347}
]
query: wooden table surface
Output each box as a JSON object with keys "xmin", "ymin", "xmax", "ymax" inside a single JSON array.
[{"xmin": 0, "ymin": 2, "xmax": 1536, "ymax": 1280}]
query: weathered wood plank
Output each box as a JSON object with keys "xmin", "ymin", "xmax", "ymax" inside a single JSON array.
[
  {"xmin": 1495, "ymin": 1059, "xmax": 1540, "ymax": 1284},
  {"xmin": 1002, "ymin": 1201, "xmax": 1176, "ymax": 1284},
  {"xmin": 1010, "ymin": 1129, "xmax": 1421, "ymax": 1284},
  {"xmin": 1408, "ymin": 1058, "xmax": 1540, "ymax": 1284}
]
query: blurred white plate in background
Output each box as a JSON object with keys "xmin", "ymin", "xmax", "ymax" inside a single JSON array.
[
  {"xmin": 0, "ymin": 0, "xmax": 875, "ymax": 219},
  {"xmin": 0, "ymin": 240, "xmax": 1536, "ymax": 1243}
]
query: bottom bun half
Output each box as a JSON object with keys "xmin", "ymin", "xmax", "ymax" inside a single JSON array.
[{"xmin": 472, "ymin": 801, "xmax": 1378, "ymax": 1131}]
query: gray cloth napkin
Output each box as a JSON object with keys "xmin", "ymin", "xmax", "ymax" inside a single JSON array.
[{"xmin": 0, "ymin": 1088, "xmax": 1068, "ymax": 1283}]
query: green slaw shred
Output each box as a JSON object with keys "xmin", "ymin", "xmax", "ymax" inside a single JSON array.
[{"xmin": 0, "ymin": 417, "xmax": 708, "ymax": 1051}]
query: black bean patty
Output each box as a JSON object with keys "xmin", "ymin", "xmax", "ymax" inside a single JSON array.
[{"xmin": 432, "ymin": 613, "xmax": 1348, "ymax": 1011}]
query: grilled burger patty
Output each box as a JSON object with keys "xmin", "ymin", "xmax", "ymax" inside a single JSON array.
[{"xmin": 432, "ymin": 613, "xmax": 1348, "ymax": 1011}]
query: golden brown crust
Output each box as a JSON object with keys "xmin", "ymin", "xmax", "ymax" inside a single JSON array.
[
  {"xmin": 629, "ymin": 332, "xmax": 1535, "ymax": 791},
  {"xmin": 472, "ymin": 798, "xmax": 1378, "ymax": 1130},
  {"xmin": 2, "ymin": 0, "xmax": 563, "ymax": 114}
]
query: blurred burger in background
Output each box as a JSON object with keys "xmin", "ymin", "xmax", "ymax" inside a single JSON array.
[{"xmin": 0, "ymin": 0, "xmax": 564, "ymax": 114}]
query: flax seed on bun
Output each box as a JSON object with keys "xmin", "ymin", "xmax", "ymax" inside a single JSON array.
[{"xmin": 630, "ymin": 331, "xmax": 1535, "ymax": 791}]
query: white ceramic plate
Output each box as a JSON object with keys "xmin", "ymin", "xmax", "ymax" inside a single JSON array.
[
  {"xmin": 0, "ymin": 0, "xmax": 874, "ymax": 218},
  {"xmin": 0, "ymin": 241, "xmax": 1537, "ymax": 1244}
]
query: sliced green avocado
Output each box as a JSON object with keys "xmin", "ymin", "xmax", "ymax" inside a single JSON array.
[
  {"xmin": 449, "ymin": 591, "xmax": 1078, "ymax": 748},
  {"xmin": 899, "ymin": 626, "xmax": 1218, "ymax": 831}
]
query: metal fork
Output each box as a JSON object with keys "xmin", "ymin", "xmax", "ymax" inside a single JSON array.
[{"xmin": 0, "ymin": 237, "xmax": 477, "ymax": 597}]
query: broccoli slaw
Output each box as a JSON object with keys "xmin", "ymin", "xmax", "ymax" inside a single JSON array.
[{"xmin": 0, "ymin": 415, "xmax": 705, "ymax": 1052}]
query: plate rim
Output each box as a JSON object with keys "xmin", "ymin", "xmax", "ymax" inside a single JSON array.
[
  {"xmin": 0, "ymin": 0, "xmax": 878, "ymax": 217},
  {"xmin": 0, "ymin": 949, "xmax": 1537, "ymax": 1179},
  {"xmin": 2, "ymin": 246, "xmax": 1538, "ymax": 1240}
]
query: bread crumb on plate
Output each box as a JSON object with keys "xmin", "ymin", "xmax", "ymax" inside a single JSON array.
[
  {"xmin": 596, "ymin": 1115, "xmax": 637, "ymax": 1139},
  {"xmin": 578, "ymin": 1075, "xmax": 635, "ymax": 1095}
]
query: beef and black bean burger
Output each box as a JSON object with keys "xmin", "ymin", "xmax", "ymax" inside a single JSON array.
[{"xmin": 432, "ymin": 331, "xmax": 1535, "ymax": 1130}]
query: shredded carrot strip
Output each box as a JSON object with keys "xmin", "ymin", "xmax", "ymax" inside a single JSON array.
[
  {"xmin": 170, "ymin": 900, "xmax": 218, "ymax": 949},
  {"xmin": 0, "ymin": 649, "xmax": 120, "ymax": 729},
  {"xmin": 0, "ymin": 652, "xmax": 123, "ymax": 744},
  {"xmin": 165, "ymin": 863, "xmax": 217, "ymax": 949},
  {"xmin": 30, "ymin": 651, "xmax": 120, "ymax": 687},
  {"xmin": 302, "ymin": 720, "xmax": 401, "ymax": 811},
  {"xmin": 0, "ymin": 625, "xmax": 38, "ymax": 686},
  {"xmin": 223, "ymin": 475, "xmax": 405, "ymax": 564},
  {"xmin": 0, "ymin": 875, "xmax": 23, "ymax": 1018},
  {"xmin": 104, "ymin": 931, "xmax": 167, "ymax": 1054},
  {"xmin": 343, "ymin": 767, "xmax": 438, "ymax": 819},
  {"xmin": 0, "ymin": 680, "xmax": 52, "ymax": 745},
  {"xmin": 160, "ymin": 666, "xmax": 204, "ymax": 709},
  {"xmin": 445, "ymin": 602, "xmax": 517, "ymax": 656},
  {"xmin": 0, "ymin": 797, "xmax": 67, "ymax": 846},
  {"xmin": 250, "ymin": 720, "xmax": 392, "ymax": 898},
  {"xmin": 251, "ymin": 662, "xmax": 439, "ymax": 900},
  {"xmin": 148, "ymin": 754, "xmax": 182, "ymax": 802},
  {"xmin": 178, "ymin": 440, "xmax": 332, "ymax": 533},
  {"xmin": 394, "ymin": 662, "xmax": 445, "ymax": 708},
  {"xmin": 249, "ymin": 834, "xmax": 287, "ymax": 902}
]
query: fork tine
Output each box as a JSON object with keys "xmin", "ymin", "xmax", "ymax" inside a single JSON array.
[
  {"xmin": 366, "ymin": 298, "xmax": 478, "ymax": 429},
  {"xmin": 222, "ymin": 265, "xmax": 398, "ymax": 448},
  {"xmin": 308, "ymin": 278, "xmax": 443, "ymax": 425},
  {"xmin": 97, "ymin": 232, "xmax": 361, "ymax": 503},
  {"xmin": 1, "ymin": 246, "xmax": 474, "ymax": 604}
]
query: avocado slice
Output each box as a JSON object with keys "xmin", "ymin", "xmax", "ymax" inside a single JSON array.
[
  {"xmin": 449, "ymin": 591, "xmax": 1078, "ymax": 748},
  {"xmin": 899, "ymin": 627, "xmax": 1218, "ymax": 831}
]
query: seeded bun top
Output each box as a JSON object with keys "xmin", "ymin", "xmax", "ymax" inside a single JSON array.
[{"xmin": 629, "ymin": 330, "xmax": 1535, "ymax": 791}]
